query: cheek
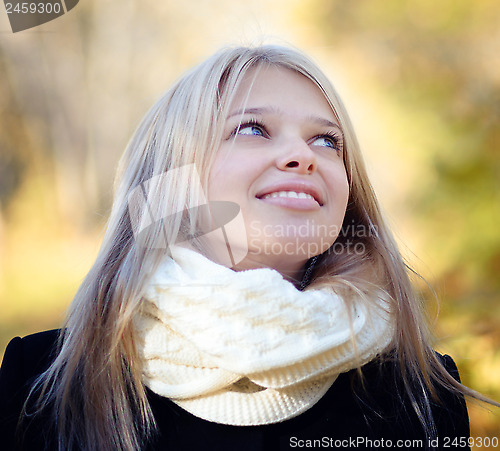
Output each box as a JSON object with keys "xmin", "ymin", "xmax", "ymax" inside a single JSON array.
[
  {"xmin": 326, "ymin": 164, "xmax": 350, "ymax": 207},
  {"xmin": 339, "ymin": 174, "xmax": 350, "ymax": 207},
  {"xmin": 207, "ymin": 149, "xmax": 267, "ymax": 200},
  {"xmin": 207, "ymin": 154, "xmax": 238, "ymax": 200}
]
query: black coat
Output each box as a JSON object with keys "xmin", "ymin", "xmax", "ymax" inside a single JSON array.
[{"xmin": 0, "ymin": 329, "xmax": 470, "ymax": 450}]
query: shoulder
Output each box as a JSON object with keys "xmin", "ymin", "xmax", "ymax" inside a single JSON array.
[
  {"xmin": 0, "ymin": 330, "xmax": 61, "ymax": 440},
  {"xmin": 439, "ymin": 353, "xmax": 462, "ymax": 382},
  {"xmin": 0, "ymin": 329, "xmax": 61, "ymax": 389},
  {"xmin": 352, "ymin": 351, "xmax": 470, "ymax": 438},
  {"xmin": 361, "ymin": 351, "xmax": 463, "ymax": 386},
  {"xmin": 432, "ymin": 353, "xmax": 471, "ymax": 436}
]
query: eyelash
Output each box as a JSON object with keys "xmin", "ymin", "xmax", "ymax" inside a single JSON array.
[
  {"xmin": 230, "ymin": 119, "xmax": 343, "ymax": 154},
  {"xmin": 231, "ymin": 118, "xmax": 267, "ymax": 137},
  {"xmin": 317, "ymin": 131, "xmax": 343, "ymax": 153}
]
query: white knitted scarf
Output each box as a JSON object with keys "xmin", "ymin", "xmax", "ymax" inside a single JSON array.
[{"xmin": 135, "ymin": 246, "xmax": 394, "ymax": 426}]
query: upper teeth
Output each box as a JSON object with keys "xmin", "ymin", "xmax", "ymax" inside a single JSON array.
[{"xmin": 262, "ymin": 191, "xmax": 315, "ymax": 200}]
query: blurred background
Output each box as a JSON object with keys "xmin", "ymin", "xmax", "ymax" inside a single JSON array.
[{"xmin": 0, "ymin": 0, "xmax": 498, "ymax": 443}]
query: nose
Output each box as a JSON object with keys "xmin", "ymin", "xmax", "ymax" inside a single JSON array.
[{"xmin": 276, "ymin": 139, "xmax": 317, "ymax": 174}]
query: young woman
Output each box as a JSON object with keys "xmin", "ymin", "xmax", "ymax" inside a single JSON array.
[{"xmin": 0, "ymin": 45, "xmax": 488, "ymax": 450}]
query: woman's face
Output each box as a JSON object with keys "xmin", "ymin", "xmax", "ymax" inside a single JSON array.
[{"xmin": 207, "ymin": 65, "xmax": 349, "ymax": 281}]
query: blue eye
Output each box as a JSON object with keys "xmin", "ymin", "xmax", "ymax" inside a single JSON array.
[
  {"xmin": 311, "ymin": 133, "xmax": 343, "ymax": 153},
  {"xmin": 312, "ymin": 136, "xmax": 336, "ymax": 148},
  {"xmin": 236, "ymin": 124, "xmax": 264, "ymax": 136}
]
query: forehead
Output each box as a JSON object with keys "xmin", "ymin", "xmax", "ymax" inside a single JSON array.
[{"xmin": 229, "ymin": 65, "xmax": 337, "ymax": 124}]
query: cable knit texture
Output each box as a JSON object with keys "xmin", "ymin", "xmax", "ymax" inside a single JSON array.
[{"xmin": 135, "ymin": 246, "xmax": 395, "ymax": 425}]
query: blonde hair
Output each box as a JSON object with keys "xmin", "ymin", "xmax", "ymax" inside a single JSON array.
[{"xmin": 26, "ymin": 45, "xmax": 491, "ymax": 450}]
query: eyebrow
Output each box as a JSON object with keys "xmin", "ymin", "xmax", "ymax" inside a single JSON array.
[{"xmin": 228, "ymin": 107, "xmax": 341, "ymax": 130}]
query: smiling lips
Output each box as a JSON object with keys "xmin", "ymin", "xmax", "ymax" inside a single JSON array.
[
  {"xmin": 258, "ymin": 191, "xmax": 321, "ymax": 210},
  {"xmin": 262, "ymin": 191, "xmax": 315, "ymax": 200},
  {"xmin": 256, "ymin": 184, "xmax": 323, "ymax": 210}
]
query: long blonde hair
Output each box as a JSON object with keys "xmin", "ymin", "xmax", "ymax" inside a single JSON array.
[{"xmin": 27, "ymin": 45, "xmax": 490, "ymax": 450}]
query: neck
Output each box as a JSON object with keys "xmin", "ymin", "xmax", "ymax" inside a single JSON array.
[{"xmin": 231, "ymin": 254, "xmax": 308, "ymax": 287}]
